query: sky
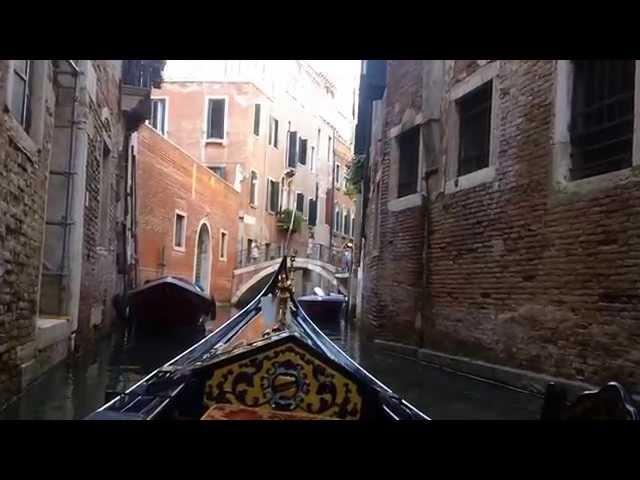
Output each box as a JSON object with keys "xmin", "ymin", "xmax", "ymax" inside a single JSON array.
[{"xmin": 305, "ymin": 60, "xmax": 361, "ymax": 117}]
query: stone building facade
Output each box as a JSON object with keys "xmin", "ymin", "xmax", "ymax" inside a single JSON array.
[
  {"xmin": 360, "ymin": 60, "xmax": 640, "ymax": 389},
  {"xmin": 0, "ymin": 60, "xmax": 162, "ymax": 407},
  {"xmin": 135, "ymin": 124, "xmax": 240, "ymax": 303}
]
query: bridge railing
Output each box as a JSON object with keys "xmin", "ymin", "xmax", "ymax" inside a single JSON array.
[{"xmin": 234, "ymin": 241, "xmax": 347, "ymax": 271}]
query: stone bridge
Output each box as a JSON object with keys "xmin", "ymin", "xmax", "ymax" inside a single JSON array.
[{"xmin": 231, "ymin": 242, "xmax": 349, "ymax": 307}]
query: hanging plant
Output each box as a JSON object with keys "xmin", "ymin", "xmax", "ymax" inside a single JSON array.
[
  {"xmin": 277, "ymin": 208, "xmax": 304, "ymax": 234},
  {"xmin": 345, "ymin": 154, "xmax": 364, "ymax": 197}
]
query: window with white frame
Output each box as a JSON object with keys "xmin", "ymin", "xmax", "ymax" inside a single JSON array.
[
  {"xmin": 173, "ymin": 211, "xmax": 187, "ymax": 250},
  {"xmin": 206, "ymin": 97, "xmax": 226, "ymax": 141},
  {"xmin": 397, "ymin": 127, "xmax": 421, "ymax": 197},
  {"xmin": 334, "ymin": 204, "xmax": 341, "ymax": 232},
  {"xmin": 457, "ymin": 81, "xmax": 492, "ymax": 176},
  {"xmin": 150, "ymin": 98, "xmax": 167, "ymax": 135},
  {"xmin": 249, "ymin": 170, "xmax": 258, "ymax": 206},
  {"xmin": 208, "ymin": 166, "xmax": 225, "ymax": 180},
  {"xmin": 9, "ymin": 60, "xmax": 34, "ymax": 131},
  {"xmin": 569, "ymin": 60, "xmax": 635, "ymax": 180},
  {"xmin": 335, "ymin": 163, "xmax": 341, "ymax": 189},
  {"xmin": 219, "ymin": 230, "xmax": 228, "ymax": 261}
]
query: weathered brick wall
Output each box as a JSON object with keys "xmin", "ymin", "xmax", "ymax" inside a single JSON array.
[
  {"xmin": 0, "ymin": 61, "xmax": 55, "ymax": 404},
  {"xmin": 136, "ymin": 125, "xmax": 240, "ymax": 303},
  {"xmin": 363, "ymin": 61, "xmax": 426, "ymax": 343},
  {"xmin": 364, "ymin": 59, "xmax": 640, "ymax": 388},
  {"xmin": 77, "ymin": 61, "xmax": 126, "ymax": 352}
]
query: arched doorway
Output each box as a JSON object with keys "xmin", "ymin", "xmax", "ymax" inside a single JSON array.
[{"xmin": 194, "ymin": 222, "xmax": 212, "ymax": 293}]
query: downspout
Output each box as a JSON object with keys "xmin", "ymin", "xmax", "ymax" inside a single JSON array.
[{"xmin": 66, "ymin": 60, "xmax": 90, "ymax": 338}]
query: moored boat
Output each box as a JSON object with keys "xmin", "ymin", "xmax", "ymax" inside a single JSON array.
[
  {"xmin": 86, "ymin": 256, "xmax": 429, "ymax": 420},
  {"xmin": 297, "ymin": 288, "xmax": 345, "ymax": 330},
  {"xmin": 126, "ymin": 276, "xmax": 215, "ymax": 333}
]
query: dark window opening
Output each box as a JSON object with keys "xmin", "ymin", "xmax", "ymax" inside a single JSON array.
[
  {"xmin": 288, "ymin": 131, "xmax": 298, "ymax": 168},
  {"xmin": 570, "ymin": 60, "xmax": 635, "ymax": 180},
  {"xmin": 296, "ymin": 192, "xmax": 304, "ymax": 214},
  {"xmin": 458, "ymin": 81, "xmax": 492, "ymax": 177},
  {"xmin": 397, "ymin": 127, "xmax": 421, "ymax": 197},
  {"xmin": 206, "ymin": 98, "xmax": 226, "ymax": 140},
  {"xmin": 253, "ymin": 104, "xmax": 261, "ymax": 136},
  {"xmin": 298, "ymin": 138, "xmax": 307, "ymax": 165}
]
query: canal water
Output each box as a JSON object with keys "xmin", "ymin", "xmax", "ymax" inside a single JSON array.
[{"xmin": 0, "ymin": 307, "xmax": 543, "ymax": 420}]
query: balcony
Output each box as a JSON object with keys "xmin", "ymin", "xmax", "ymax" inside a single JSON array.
[{"xmin": 121, "ymin": 60, "xmax": 165, "ymax": 132}]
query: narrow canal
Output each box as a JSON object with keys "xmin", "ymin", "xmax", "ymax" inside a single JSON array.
[{"xmin": 0, "ymin": 308, "xmax": 543, "ymax": 420}]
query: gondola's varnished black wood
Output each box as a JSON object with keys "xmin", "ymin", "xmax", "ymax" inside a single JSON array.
[{"xmin": 541, "ymin": 382, "xmax": 639, "ymax": 420}]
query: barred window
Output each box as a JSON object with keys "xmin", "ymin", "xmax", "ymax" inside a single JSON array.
[
  {"xmin": 11, "ymin": 60, "xmax": 33, "ymax": 131},
  {"xmin": 457, "ymin": 81, "xmax": 492, "ymax": 176},
  {"xmin": 570, "ymin": 60, "xmax": 635, "ymax": 180}
]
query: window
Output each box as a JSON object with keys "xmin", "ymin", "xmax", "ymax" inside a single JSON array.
[
  {"xmin": 249, "ymin": 170, "xmax": 258, "ymax": 206},
  {"xmin": 351, "ymin": 214, "xmax": 356, "ymax": 238},
  {"xmin": 298, "ymin": 138, "xmax": 308, "ymax": 165},
  {"xmin": 308, "ymin": 198, "xmax": 317, "ymax": 226},
  {"xmin": 219, "ymin": 230, "xmax": 228, "ymax": 261},
  {"xmin": 267, "ymin": 178, "xmax": 280, "ymax": 213},
  {"xmin": 334, "ymin": 204, "xmax": 341, "ymax": 232},
  {"xmin": 150, "ymin": 98, "xmax": 167, "ymax": 135},
  {"xmin": 208, "ymin": 166, "xmax": 225, "ymax": 180},
  {"xmin": 253, "ymin": 103, "xmax": 261, "ymax": 136},
  {"xmin": 335, "ymin": 163, "xmax": 341, "ymax": 189},
  {"xmin": 296, "ymin": 192, "xmax": 305, "ymax": 215},
  {"xmin": 287, "ymin": 131, "xmax": 298, "ymax": 168},
  {"xmin": 174, "ymin": 211, "xmax": 187, "ymax": 250},
  {"xmin": 10, "ymin": 60, "xmax": 33, "ymax": 130},
  {"xmin": 327, "ymin": 136, "xmax": 332, "ymax": 164},
  {"xmin": 206, "ymin": 97, "xmax": 226, "ymax": 141},
  {"xmin": 269, "ymin": 116, "xmax": 279, "ymax": 147},
  {"xmin": 569, "ymin": 60, "xmax": 635, "ymax": 180},
  {"xmin": 397, "ymin": 127, "xmax": 421, "ymax": 197},
  {"xmin": 457, "ymin": 81, "xmax": 492, "ymax": 176}
]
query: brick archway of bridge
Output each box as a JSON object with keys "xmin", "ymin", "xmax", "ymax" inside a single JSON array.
[{"xmin": 231, "ymin": 257, "xmax": 346, "ymax": 306}]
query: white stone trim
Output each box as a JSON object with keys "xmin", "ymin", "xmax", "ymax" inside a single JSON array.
[
  {"xmin": 445, "ymin": 165, "xmax": 496, "ymax": 194},
  {"xmin": 192, "ymin": 219, "xmax": 213, "ymax": 295},
  {"xmin": 388, "ymin": 192, "xmax": 425, "ymax": 212},
  {"xmin": 552, "ymin": 60, "xmax": 640, "ymax": 194},
  {"xmin": 449, "ymin": 61, "xmax": 499, "ymax": 101}
]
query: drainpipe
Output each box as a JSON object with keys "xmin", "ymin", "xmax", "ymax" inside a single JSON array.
[{"xmin": 66, "ymin": 60, "xmax": 90, "ymax": 338}]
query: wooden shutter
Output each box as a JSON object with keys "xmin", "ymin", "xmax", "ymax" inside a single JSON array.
[
  {"xmin": 296, "ymin": 193, "xmax": 304, "ymax": 213},
  {"xmin": 299, "ymin": 138, "xmax": 307, "ymax": 165},
  {"xmin": 288, "ymin": 131, "xmax": 298, "ymax": 168},
  {"xmin": 253, "ymin": 104, "xmax": 261, "ymax": 136},
  {"xmin": 308, "ymin": 198, "xmax": 317, "ymax": 226}
]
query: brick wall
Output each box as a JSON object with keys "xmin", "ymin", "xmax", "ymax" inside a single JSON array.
[
  {"xmin": 0, "ymin": 61, "xmax": 55, "ymax": 404},
  {"xmin": 136, "ymin": 125, "xmax": 240, "ymax": 303},
  {"xmin": 77, "ymin": 61, "xmax": 127, "ymax": 351},
  {"xmin": 364, "ymin": 60, "xmax": 640, "ymax": 388}
]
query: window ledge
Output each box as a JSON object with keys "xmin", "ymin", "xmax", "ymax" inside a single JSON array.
[
  {"xmin": 205, "ymin": 138, "xmax": 225, "ymax": 145},
  {"xmin": 445, "ymin": 165, "xmax": 496, "ymax": 194},
  {"xmin": 388, "ymin": 192, "xmax": 425, "ymax": 212},
  {"xmin": 5, "ymin": 113, "xmax": 38, "ymax": 159},
  {"xmin": 173, "ymin": 246, "xmax": 186, "ymax": 253},
  {"xmin": 249, "ymin": 204, "xmax": 258, "ymax": 209},
  {"xmin": 554, "ymin": 166, "xmax": 638, "ymax": 195}
]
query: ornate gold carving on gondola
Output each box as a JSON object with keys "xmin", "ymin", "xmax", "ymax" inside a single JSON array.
[{"xmin": 203, "ymin": 342, "xmax": 362, "ymax": 420}]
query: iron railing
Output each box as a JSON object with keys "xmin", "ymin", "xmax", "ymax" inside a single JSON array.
[{"xmin": 234, "ymin": 241, "xmax": 350, "ymax": 272}]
